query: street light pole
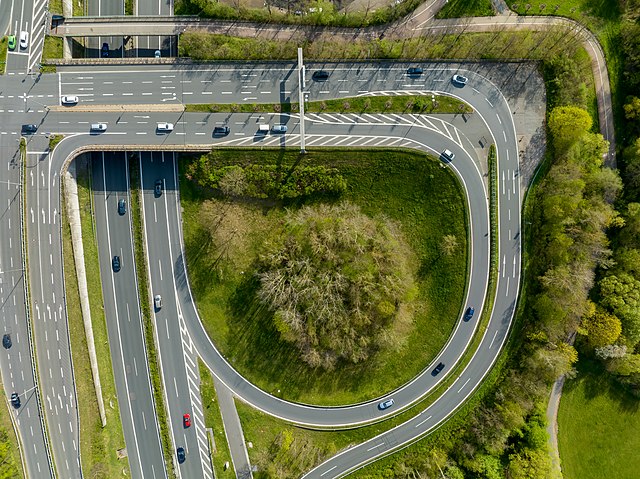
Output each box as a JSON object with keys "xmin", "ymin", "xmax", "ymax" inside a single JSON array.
[{"xmin": 297, "ymin": 47, "xmax": 306, "ymax": 154}]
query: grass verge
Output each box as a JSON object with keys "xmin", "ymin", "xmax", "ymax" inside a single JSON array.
[
  {"xmin": 436, "ymin": 0, "xmax": 494, "ymax": 18},
  {"xmin": 62, "ymin": 159, "xmax": 131, "ymax": 477},
  {"xmin": 180, "ymin": 28, "xmax": 579, "ymax": 62},
  {"xmin": 0, "ymin": 399, "xmax": 24, "ymax": 477},
  {"xmin": 185, "ymin": 95, "xmax": 472, "ymax": 115},
  {"xmin": 49, "ymin": 135, "xmax": 63, "ymax": 151},
  {"xmin": 48, "ymin": 0, "xmax": 63, "ymax": 14},
  {"xmin": 42, "ymin": 36, "xmax": 63, "ymax": 61},
  {"xmin": 0, "ymin": 37, "xmax": 7, "ymax": 75},
  {"xmin": 198, "ymin": 360, "xmax": 235, "ymax": 478},
  {"xmin": 128, "ymin": 157, "xmax": 176, "ymax": 478},
  {"xmin": 180, "ymin": 148, "xmax": 467, "ymax": 406},
  {"xmin": 558, "ymin": 359, "xmax": 640, "ymax": 479}
]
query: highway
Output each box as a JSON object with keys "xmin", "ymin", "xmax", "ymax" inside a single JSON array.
[
  {"xmin": 139, "ymin": 152, "xmax": 212, "ymax": 478},
  {"xmin": 2, "ymin": 60, "xmax": 523, "ymax": 476},
  {"xmin": 0, "ymin": 100, "xmax": 54, "ymax": 478},
  {"xmin": 2, "ymin": 0, "xmax": 48, "ymax": 74},
  {"xmin": 91, "ymin": 151, "xmax": 167, "ymax": 479}
]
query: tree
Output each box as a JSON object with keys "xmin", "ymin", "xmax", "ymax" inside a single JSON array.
[
  {"xmin": 257, "ymin": 202, "xmax": 416, "ymax": 369},
  {"xmin": 547, "ymin": 106, "xmax": 592, "ymax": 153},
  {"xmin": 440, "ymin": 234, "xmax": 459, "ymax": 256},
  {"xmin": 624, "ymin": 96, "xmax": 640, "ymax": 121},
  {"xmin": 580, "ymin": 307, "xmax": 622, "ymax": 348},
  {"xmin": 599, "ymin": 273, "xmax": 640, "ymax": 346},
  {"xmin": 218, "ymin": 165, "xmax": 247, "ymax": 197},
  {"xmin": 595, "ymin": 344, "xmax": 627, "ymax": 360},
  {"xmin": 507, "ymin": 448, "xmax": 553, "ymax": 479}
]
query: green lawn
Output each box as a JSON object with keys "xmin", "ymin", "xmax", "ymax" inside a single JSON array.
[
  {"xmin": 180, "ymin": 148, "xmax": 468, "ymax": 405},
  {"xmin": 558, "ymin": 360, "xmax": 640, "ymax": 479},
  {"xmin": 437, "ymin": 0, "xmax": 494, "ymax": 18},
  {"xmin": 64, "ymin": 160, "xmax": 131, "ymax": 478}
]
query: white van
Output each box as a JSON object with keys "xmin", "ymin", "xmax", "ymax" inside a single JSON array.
[{"xmin": 258, "ymin": 124, "xmax": 270, "ymax": 133}]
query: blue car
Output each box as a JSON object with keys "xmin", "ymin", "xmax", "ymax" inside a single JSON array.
[{"xmin": 463, "ymin": 306, "xmax": 475, "ymax": 322}]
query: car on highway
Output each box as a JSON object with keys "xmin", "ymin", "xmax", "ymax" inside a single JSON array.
[
  {"xmin": 90, "ymin": 123, "xmax": 107, "ymax": 132},
  {"xmin": 312, "ymin": 70, "xmax": 330, "ymax": 81},
  {"xmin": 19, "ymin": 31, "xmax": 28, "ymax": 49},
  {"xmin": 101, "ymin": 43, "xmax": 109, "ymax": 58},
  {"xmin": 431, "ymin": 362, "xmax": 445, "ymax": 376},
  {"xmin": 118, "ymin": 199, "xmax": 126, "ymax": 215},
  {"xmin": 10, "ymin": 393, "xmax": 20, "ymax": 408},
  {"xmin": 22, "ymin": 124, "xmax": 38, "ymax": 134},
  {"xmin": 8, "ymin": 35, "xmax": 16, "ymax": 50},
  {"xmin": 154, "ymin": 180, "xmax": 163, "ymax": 197},
  {"xmin": 452, "ymin": 74, "xmax": 468, "ymax": 86},
  {"xmin": 271, "ymin": 124, "xmax": 287, "ymax": 133},
  {"xmin": 2, "ymin": 334, "xmax": 11, "ymax": 349},
  {"xmin": 154, "ymin": 295, "xmax": 162, "ymax": 310},
  {"xmin": 155, "ymin": 50, "xmax": 161, "ymax": 58},
  {"xmin": 183, "ymin": 413, "xmax": 191, "ymax": 428},
  {"xmin": 61, "ymin": 95, "xmax": 79, "ymax": 105},
  {"xmin": 463, "ymin": 306, "xmax": 475, "ymax": 322},
  {"xmin": 258, "ymin": 124, "xmax": 270, "ymax": 134},
  {"xmin": 176, "ymin": 447, "xmax": 186, "ymax": 463},
  {"xmin": 157, "ymin": 122, "xmax": 174, "ymax": 133},
  {"xmin": 112, "ymin": 255, "xmax": 121, "ymax": 273},
  {"xmin": 441, "ymin": 149, "xmax": 455, "ymax": 162},
  {"xmin": 407, "ymin": 66, "xmax": 423, "ymax": 75},
  {"xmin": 378, "ymin": 399, "xmax": 394, "ymax": 410},
  {"xmin": 213, "ymin": 126, "xmax": 230, "ymax": 136}
]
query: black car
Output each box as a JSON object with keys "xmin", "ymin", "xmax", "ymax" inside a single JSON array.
[
  {"xmin": 463, "ymin": 306, "xmax": 475, "ymax": 322},
  {"xmin": 118, "ymin": 199, "xmax": 126, "ymax": 215},
  {"xmin": 2, "ymin": 334, "xmax": 11, "ymax": 349},
  {"xmin": 154, "ymin": 180, "xmax": 163, "ymax": 197},
  {"xmin": 431, "ymin": 362, "xmax": 445, "ymax": 376},
  {"xmin": 176, "ymin": 447, "xmax": 186, "ymax": 464},
  {"xmin": 213, "ymin": 126, "xmax": 230, "ymax": 136},
  {"xmin": 101, "ymin": 42, "xmax": 109, "ymax": 58},
  {"xmin": 10, "ymin": 392, "xmax": 20, "ymax": 408},
  {"xmin": 112, "ymin": 255, "xmax": 121, "ymax": 273},
  {"xmin": 22, "ymin": 124, "xmax": 38, "ymax": 134},
  {"xmin": 312, "ymin": 70, "xmax": 330, "ymax": 81},
  {"xmin": 407, "ymin": 67, "xmax": 423, "ymax": 76}
]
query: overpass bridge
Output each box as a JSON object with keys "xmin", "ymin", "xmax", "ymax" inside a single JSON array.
[{"xmin": 52, "ymin": 16, "xmax": 201, "ymax": 37}]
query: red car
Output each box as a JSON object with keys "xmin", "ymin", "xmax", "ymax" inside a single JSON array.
[{"xmin": 183, "ymin": 413, "xmax": 191, "ymax": 428}]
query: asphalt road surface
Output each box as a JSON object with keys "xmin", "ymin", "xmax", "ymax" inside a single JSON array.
[
  {"xmin": 91, "ymin": 151, "xmax": 167, "ymax": 479},
  {"xmin": 1, "ymin": 61, "xmax": 522, "ymax": 477}
]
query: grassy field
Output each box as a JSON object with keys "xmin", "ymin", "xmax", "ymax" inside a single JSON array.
[
  {"xmin": 180, "ymin": 148, "xmax": 467, "ymax": 405},
  {"xmin": 558, "ymin": 360, "xmax": 640, "ymax": 479},
  {"xmin": 437, "ymin": 0, "xmax": 494, "ymax": 18},
  {"xmin": 198, "ymin": 360, "xmax": 235, "ymax": 478},
  {"xmin": 63, "ymin": 160, "xmax": 131, "ymax": 478}
]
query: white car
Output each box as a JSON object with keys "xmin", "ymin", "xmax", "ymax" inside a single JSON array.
[
  {"xmin": 19, "ymin": 31, "xmax": 29, "ymax": 49},
  {"xmin": 61, "ymin": 95, "xmax": 79, "ymax": 105},
  {"xmin": 271, "ymin": 124, "xmax": 288, "ymax": 133},
  {"xmin": 90, "ymin": 123, "xmax": 107, "ymax": 132},
  {"xmin": 154, "ymin": 295, "xmax": 162, "ymax": 310},
  {"xmin": 442, "ymin": 149, "xmax": 455, "ymax": 161},
  {"xmin": 452, "ymin": 74, "xmax": 468, "ymax": 86},
  {"xmin": 157, "ymin": 122, "xmax": 174, "ymax": 132}
]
